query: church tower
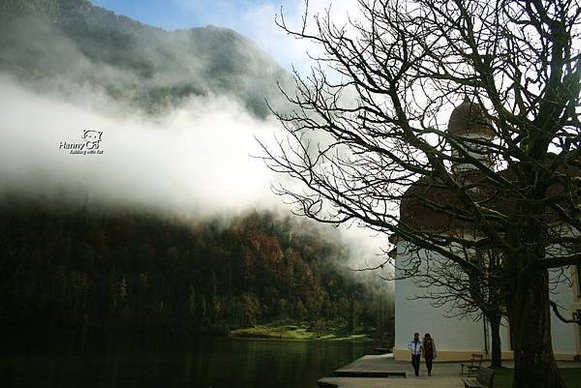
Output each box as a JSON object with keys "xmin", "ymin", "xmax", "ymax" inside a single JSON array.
[{"xmin": 447, "ymin": 97, "xmax": 495, "ymax": 184}]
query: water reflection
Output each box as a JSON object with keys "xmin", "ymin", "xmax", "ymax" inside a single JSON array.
[{"xmin": 1, "ymin": 329, "xmax": 373, "ymax": 388}]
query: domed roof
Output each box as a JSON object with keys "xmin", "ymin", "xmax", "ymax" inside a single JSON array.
[
  {"xmin": 448, "ymin": 97, "xmax": 494, "ymax": 138},
  {"xmin": 398, "ymin": 158, "xmax": 580, "ymax": 232},
  {"xmin": 399, "ymin": 176, "xmax": 469, "ymax": 232}
]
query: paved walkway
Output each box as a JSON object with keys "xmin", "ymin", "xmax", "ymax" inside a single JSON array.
[{"xmin": 318, "ymin": 353, "xmax": 581, "ymax": 388}]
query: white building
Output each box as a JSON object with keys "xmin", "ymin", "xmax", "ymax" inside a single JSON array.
[{"xmin": 392, "ymin": 99, "xmax": 581, "ymax": 361}]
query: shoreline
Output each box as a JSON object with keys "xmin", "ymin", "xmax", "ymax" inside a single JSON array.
[{"xmin": 229, "ymin": 323, "xmax": 376, "ymax": 342}]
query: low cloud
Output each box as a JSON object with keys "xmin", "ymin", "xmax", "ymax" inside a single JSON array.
[
  {"xmin": 0, "ymin": 0, "xmax": 384, "ymax": 267},
  {"xmin": 0, "ymin": 75, "xmax": 282, "ymax": 218},
  {"xmin": 0, "ymin": 75, "xmax": 384, "ymax": 266}
]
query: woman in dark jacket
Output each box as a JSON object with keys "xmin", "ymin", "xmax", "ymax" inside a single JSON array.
[{"xmin": 422, "ymin": 333, "xmax": 437, "ymax": 376}]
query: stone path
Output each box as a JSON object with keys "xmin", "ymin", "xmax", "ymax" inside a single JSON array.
[
  {"xmin": 319, "ymin": 354, "xmax": 465, "ymax": 387},
  {"xmin": 317, "ymin": 353, "xmax": 581, "ymax": 388},
  {"xmin": 319, "ymin": 375, "xmax": 464, "ymax": 387}
]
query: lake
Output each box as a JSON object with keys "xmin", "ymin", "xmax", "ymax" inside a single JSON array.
[{"xmin": 1, "ymin": 329, "xmax": 375, "ymax": 387}]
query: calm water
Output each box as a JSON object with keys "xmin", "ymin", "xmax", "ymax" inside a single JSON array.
[{"xmin": 0, "ymin": 329, "xmax": 374, "ymax": 388}]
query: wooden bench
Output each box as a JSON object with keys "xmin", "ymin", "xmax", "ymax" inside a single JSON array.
[
  {"xmin": 460, "ymin": 353, "xmax": 483, "ymax": 375},
  {"xmin": 460, "ymin": 367, "xmax": 495, "ymax": 388}
]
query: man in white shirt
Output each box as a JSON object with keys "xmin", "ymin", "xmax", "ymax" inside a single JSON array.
[{"xmin": 408, "ymin": 332, "xmax": 423, "ymax": 376}]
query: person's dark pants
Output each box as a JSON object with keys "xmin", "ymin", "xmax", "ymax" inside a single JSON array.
[
  {"xmin": 411, "ymin": 354, "xmax": 420, "ymax": 376},
  {"xmin": 425, "ymin": 357, "xmax": 433, "ymax": 375}
]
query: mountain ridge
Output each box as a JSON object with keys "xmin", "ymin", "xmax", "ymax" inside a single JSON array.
[{"xmin": 0, "ymin": 0, "xmax": 294, "ymax": 117}]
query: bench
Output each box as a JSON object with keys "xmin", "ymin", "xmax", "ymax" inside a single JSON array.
[
  {"xmin": 460, "ymin": 367, "xmax": 495, "ymax": 388},
  {"xmin": 460, "ymin": 353, "xmax": 483, "ymax": 375}
]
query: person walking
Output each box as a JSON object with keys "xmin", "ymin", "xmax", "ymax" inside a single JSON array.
[
  {"xmin": 422, "ymin": 333, "xmax": 437, "ymax": 376},
  {"xmin": 408, "ymin": 332, "xmax": 423, "ymax": 376}
]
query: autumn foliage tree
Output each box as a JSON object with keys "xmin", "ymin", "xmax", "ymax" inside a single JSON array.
[
  {"xmin": 0, "ymin": 200, "xmax": 389, "ymax": 338},
  {"xmin": 261, "ymin": 1, "xmax": 581, "ymax": 387}
]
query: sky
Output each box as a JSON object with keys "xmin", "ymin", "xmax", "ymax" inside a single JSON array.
[
  {"xmin": 90, "ymin": 0, "xmax": 297, "ymax": 31},
  {"xmin": 89, "ymin": 0, "xmax": 357, "ymax": 74}
]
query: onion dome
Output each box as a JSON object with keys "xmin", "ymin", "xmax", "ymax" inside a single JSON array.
[
  {"xmin": 448, "ymin": 97, "xmax": 494, "ymax": 138},
  {"xmin": 397, "ymin": 100, "xmax": 579, "ymax": 233}
]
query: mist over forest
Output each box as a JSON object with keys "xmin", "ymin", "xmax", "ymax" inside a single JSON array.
[
  {"xmin": 0, "ymin": 0, "xmax": 393, "ymax": 339},
  {"xmin": 0, "ymin": 0, "xmax": 296, "ymax": 216}
]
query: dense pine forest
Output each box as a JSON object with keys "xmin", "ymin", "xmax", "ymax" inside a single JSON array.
[{"xmin": 0, "ymin": 200, "xmax": 392, "ymax": 339}]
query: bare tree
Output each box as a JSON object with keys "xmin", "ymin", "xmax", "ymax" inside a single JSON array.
[
  {"xmin": 399, "ymin": 240, "xmax": 506, "ymax": 368},
  {"xmin": 260, "ymin": 1, "xmax": 581, "ymax": 387}
]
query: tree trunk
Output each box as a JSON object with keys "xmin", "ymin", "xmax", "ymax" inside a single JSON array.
[
  {"xmin": 508, "ymin": 265, "xmax": 566, "ymax": 388},
  {"xmin": 489, "ymin": 312, "xmax": 502, "ymax": 368}
]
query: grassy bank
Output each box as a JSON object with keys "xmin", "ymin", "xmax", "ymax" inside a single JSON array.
[
  {"xmin": 494, "ymin": 368, "xmax": 581, "ymax": 388},
  {"xmin": 229, "ymin": 322, "xmax": 373, "ymax": 341}
]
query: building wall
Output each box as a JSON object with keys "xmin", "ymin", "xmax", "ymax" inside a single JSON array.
[
  {"xmin": 394, "ymin": 268, "xmax": 512, "ymax": 361},
  {"xmin": 550, "ymin": 266, "xmax": 581, "ymax": 360},
  {"xmin": 393, "ymin": 241, "xmax": 580, "ymax": 361},
  {"xmin": 575, "ymin": 265, "xmax": 581, "ymax": 360}
]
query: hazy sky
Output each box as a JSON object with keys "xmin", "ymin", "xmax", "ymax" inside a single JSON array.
[
  {"xmin": 90, "ymin": 0, "xmax": 298, "ymax": 31},
  {"xmin": 89, "ymin": 0, "xmax": 356, "ymax": 74}
]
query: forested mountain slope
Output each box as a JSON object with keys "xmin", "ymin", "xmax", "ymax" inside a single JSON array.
[
  {"xmin": 0, "ymin": 0, "xmax": 293, "ymax": 116},
  {"xmin": 0, "ymin": 203, "xmax": 390, "ymax": 335}
]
